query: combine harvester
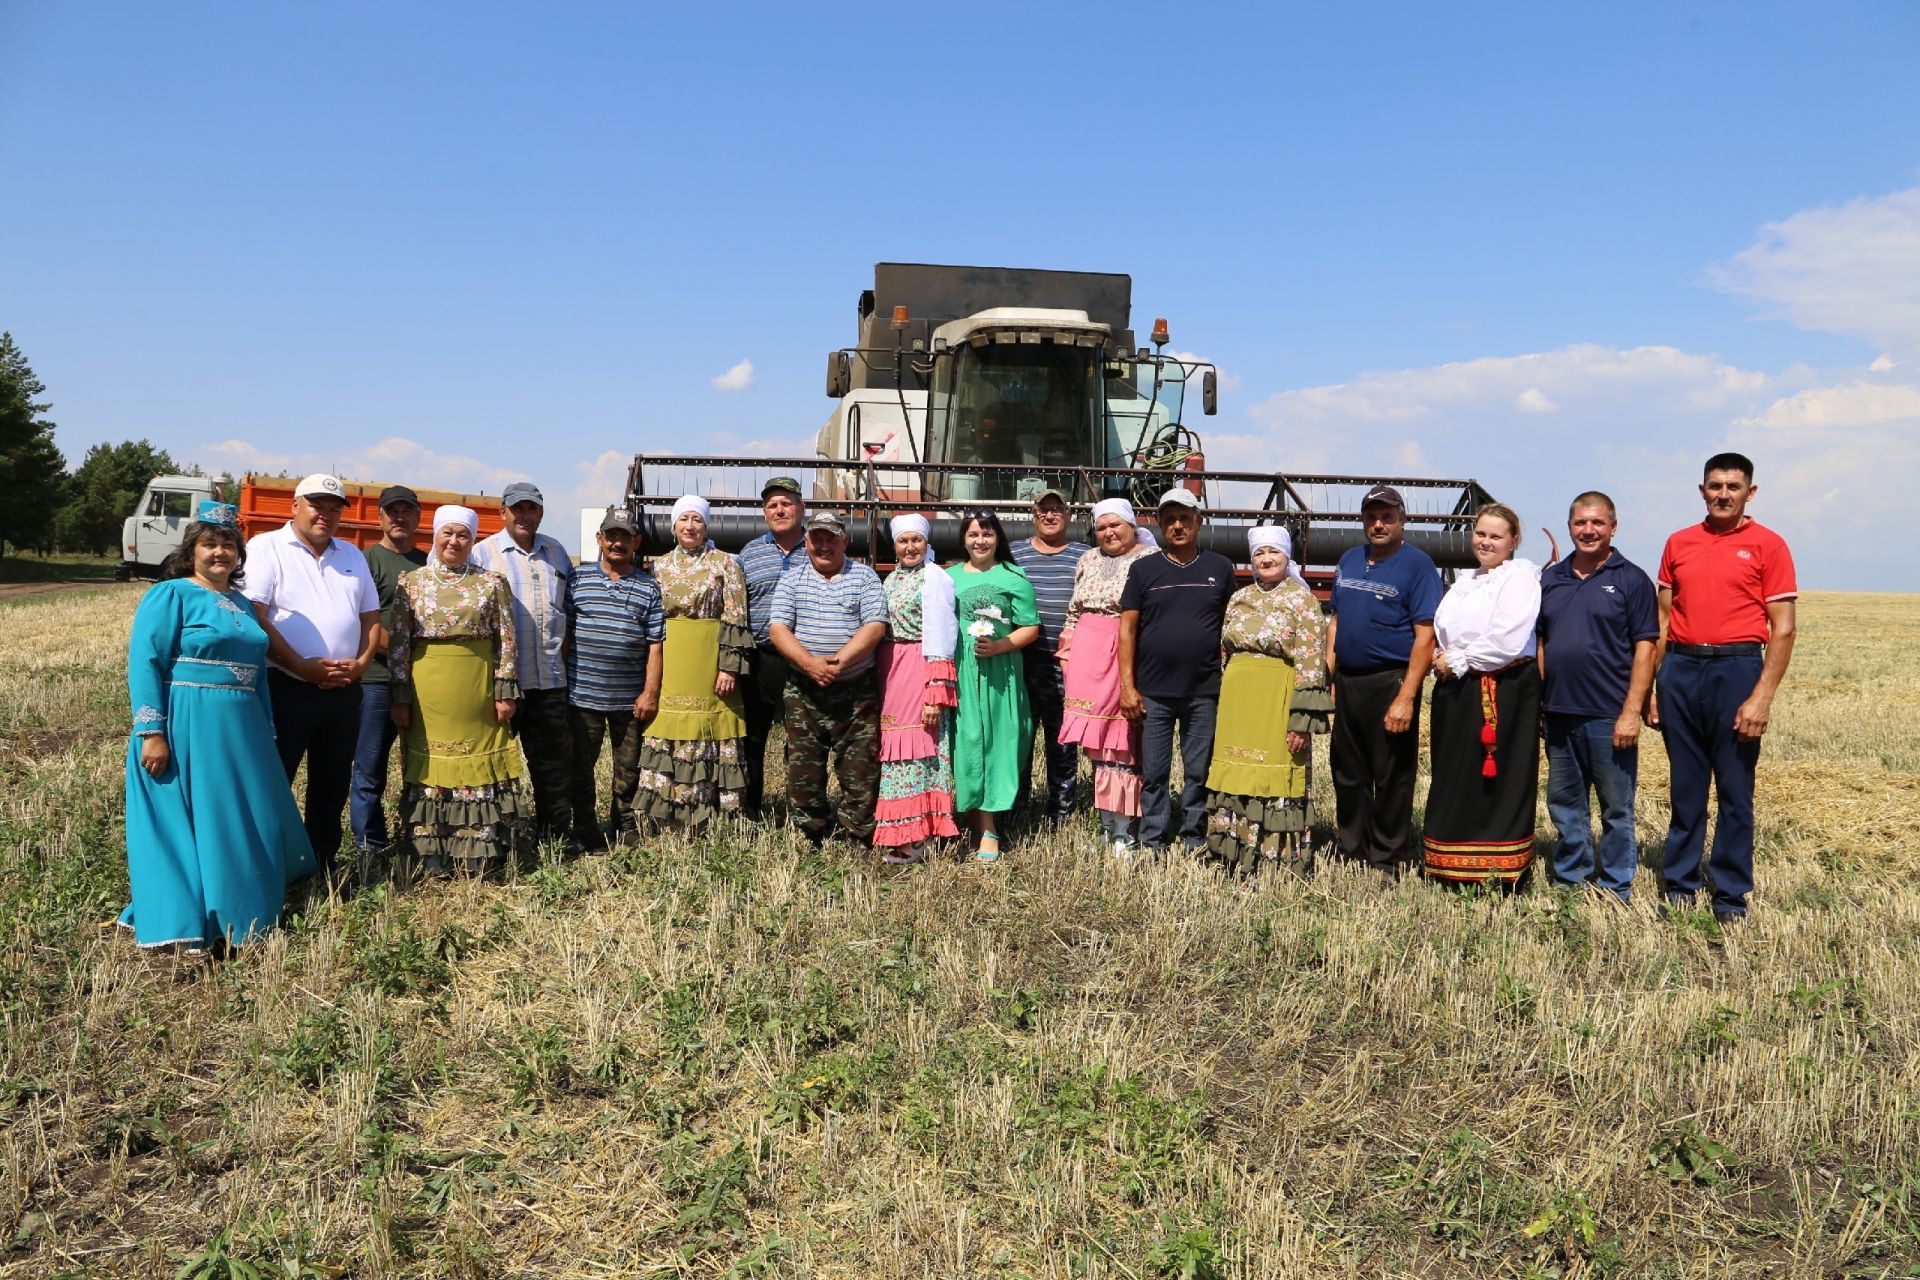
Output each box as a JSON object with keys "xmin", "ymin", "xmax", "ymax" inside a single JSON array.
[{"xmin": 622, "ymin": 263, "xmax": 1491, "ymax": 577}]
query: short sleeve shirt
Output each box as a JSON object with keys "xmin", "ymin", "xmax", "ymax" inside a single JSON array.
[
  {"xmin": 1537, "ymin": 551, "xmax": 1660, "ymax": 718},
  {"xmin": 1120, "ymin": 549, "xmax": 1237, "ymax": 698},
  {"xmin": 566, "ymin": 563, "xmax": 667, "ymax": 712},
  {"xmin": 1010, "ymin": 538, "xmax": 1091, "ymax": 657},
  {"xmin": 240, "ymin": 524, "xmax": 381, "ymax": 668},
  {"xmin": 363, "ymin": 543, "xmax": 427, "ymax": 685},
  {"xmin": 470, "ymin": 530, "xmax": 573, "ymax": 690},
  {"xmin": 1656, "ymin": 518, "xmax": 1797, "ymax": 646},
  {"xmin": 739, "ymin": 532, "xmax": 810, "ymax": 647},
  {"xmin": 1329, "ymin": 543, "xmax": 1442, "ymax": 671},
  {"xmin": 768, "ymin": 559, "xmax": 889, "ymax": 673}
]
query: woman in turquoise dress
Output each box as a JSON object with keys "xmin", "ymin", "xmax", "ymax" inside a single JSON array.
[
  {"xmin": 121, "ymin": 502, "xmax": 314, "ymax": 952},
  {"xmin": 947, "ymin": 512, "xmax": 1040, "ymax": 861}
]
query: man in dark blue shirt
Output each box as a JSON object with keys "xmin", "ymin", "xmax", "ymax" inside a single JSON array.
[
  {"xmin": 1537, "ymin": 491, "xmax": 1659, "ymax": 900},
  {"xmin": 1119, "ymin": 488, "xmax": 1237, "ymax": 853},
  {"xmin": 737, "ymin": 476, "xmax": 809, "ymax": 818},
  {"xmin": 1327, "ymin": 486, "xmax": 1441, "ymax": 873}
]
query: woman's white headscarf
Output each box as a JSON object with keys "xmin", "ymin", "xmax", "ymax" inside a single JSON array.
[
  {"xmin": 1090, "ymin": 497, "xmax": 1137, "ymax": 527},
  {"xmin": 890, "ymin": 513, "xmax": 931, "ymax": 542},
  {"xmin": 433, "ymin": 505, "xmax": 479, "ymax": 536},
  {"xmin": 1248, "ymin": 523, "xmax": 1307, "ymax": 588},
  {"xmin": 671, "ymin": 494, "xmax": 711, "ymax": 526}
]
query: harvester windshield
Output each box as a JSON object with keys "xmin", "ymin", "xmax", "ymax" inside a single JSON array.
[{"xmin": 923, "ymin": 340, "xmax": 1193, "ymax": 503}]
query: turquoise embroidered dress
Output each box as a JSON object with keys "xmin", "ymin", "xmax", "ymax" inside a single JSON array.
[{"xmin": 121, "ymin": 580, "xmax": 314, "ymax": 948}]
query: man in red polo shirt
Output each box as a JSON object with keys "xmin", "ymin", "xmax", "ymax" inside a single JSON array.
[{"xmin": 1648, "ymin": 451, "xmax": 1797, "ymax": 923}]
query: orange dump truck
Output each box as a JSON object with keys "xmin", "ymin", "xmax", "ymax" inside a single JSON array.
[{"xmin": 119, "ymin": 473, "xmax": 508, "ymax": 579}]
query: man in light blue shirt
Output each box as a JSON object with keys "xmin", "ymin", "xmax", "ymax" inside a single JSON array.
[{"xmin": 471, "ymin": 480, "xmax": 575, "ymax": 848}]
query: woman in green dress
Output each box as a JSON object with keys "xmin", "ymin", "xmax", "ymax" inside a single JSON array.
[
  {"xmin": 947, "ymin": 511, "xmax": 1040, "ymax": 861},
  {"xmin": 1202, "ymin": 525, "xmax": 1333, "ymax": 875},
  {"xmin": 388, "ymin": 505, "xmax": 526, "ymax": 875},
  {"xmin": 635, "ymin": 495, "xmax": 753, "ymax": 828}
]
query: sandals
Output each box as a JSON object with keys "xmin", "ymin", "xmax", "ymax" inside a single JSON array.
[{"xmin": 974, "ymin": 832, "xmax": 1002, "ymax": 863}]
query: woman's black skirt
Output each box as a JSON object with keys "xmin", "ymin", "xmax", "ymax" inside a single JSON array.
[{"xmin": 1422, "ymin": 662, "xmax": 1540, "ymax": 883}]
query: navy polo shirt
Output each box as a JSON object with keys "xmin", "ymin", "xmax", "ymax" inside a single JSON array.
[
  {"xmin": 1536, "ymin": 551, "xmax": 1660, "ymax": 719},
  {"xmin": 1329, "ymin": 542, "xmax": 1442, "ymax": 672}
]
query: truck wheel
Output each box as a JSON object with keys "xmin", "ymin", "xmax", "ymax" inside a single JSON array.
[{"xmin": 114, "ymin": 563, "xmax": 131, "ymax": 583}]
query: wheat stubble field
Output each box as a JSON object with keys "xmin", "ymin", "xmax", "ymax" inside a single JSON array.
[{"xmin": 0, "ymin": 587, "xmax": 1915, "ymax": 1279}]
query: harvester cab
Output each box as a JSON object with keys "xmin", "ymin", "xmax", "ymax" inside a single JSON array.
[{"xmin": 623, "ymin": 262, "xmax": 1491, "ymax": 581}]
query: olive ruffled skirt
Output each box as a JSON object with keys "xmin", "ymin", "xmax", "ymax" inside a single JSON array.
[
  {"xmin": 399, "ymin": 637, "xmax": 528, "ymax": 869},
  {"xmin": 1202, "ymin": 653, "xmax": 1333, "ymax": 874},
  {"xmin": 636, "ymin": 616, "xmax": 750, "ymax": 827}
]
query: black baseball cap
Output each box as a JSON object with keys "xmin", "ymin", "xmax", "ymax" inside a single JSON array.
[
  {"xmin": 1362, "ymin": 485, "xmax": 1405, "ymax": 510},
  {"xmin": 378, "ymin": 485, "xmax": 419, "ymax": 510}
]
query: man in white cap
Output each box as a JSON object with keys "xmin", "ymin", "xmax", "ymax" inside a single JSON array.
[
  {"xmin": 1118, "ymin": 487, "xmax": 1237, "ymax": 853},
  {"xmin": 243, "ymin": 472, "xmax": 381, "ymax": 880},
  {"xmin": 471, "ymin": 480, "xmax": 575, "ymax": 849}
]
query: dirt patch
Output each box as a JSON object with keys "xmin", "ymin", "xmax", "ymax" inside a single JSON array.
[{"xmin": 0, "ymin": 580, "xmax": 135, "ymax": 603}]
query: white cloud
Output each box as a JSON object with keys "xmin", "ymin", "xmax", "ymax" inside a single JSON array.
[
  {"xmin": 1707, "ymin": 184, "xmax": 1920, "ymax": 355},
  {"xmin": 1246, "ymin": 344, "xmax": 1767, "ymax": 431},
  {"xmin": 710, "ymin": 359, "xmax": 756, "ymax": 392},
  {"xmin": 1871, "ymin": 354, "xmax": 1897, "ymax": 372},
  {"xmin": 1735, "ymin": 380, "xmax": 1920, "ymax": 431}
]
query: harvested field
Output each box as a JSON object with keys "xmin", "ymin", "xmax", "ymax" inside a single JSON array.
[{"xmin": 1, "ymin": 588, "xmax": 1915, "ymax": 1278}]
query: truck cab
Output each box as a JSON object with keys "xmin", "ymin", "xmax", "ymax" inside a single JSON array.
[{"xmin": 119, "ymin": 475, "xmax": 217, "ymax": 580}]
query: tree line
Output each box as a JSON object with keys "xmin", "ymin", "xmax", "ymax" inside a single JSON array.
[{"xmin": 0, "ymin": 331, "xmax": 218, "ymax": 559}]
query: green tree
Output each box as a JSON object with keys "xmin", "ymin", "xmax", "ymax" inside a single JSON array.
[
  {"xmin": 56, "ymin": 438, "xmax": 183, "ymax": 555},
  {"xmin": 0, "ymin": 332, "xmax": 67, "ymax": 557}
]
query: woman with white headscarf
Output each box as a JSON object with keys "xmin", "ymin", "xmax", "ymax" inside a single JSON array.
[
  {"xmin": 871, "ymin": 513, "xmax": 961, "ymax": 861},
  {"xmin": 635, "ymin": 495, "xmax": 753, "ymax": 827},
  {"xmin": 1200, "ymin": 524, "xmax": 1332, "ymax": 874},
  {"xmin": 388, "ymin": 505, "xmax": 527, "ymax": 873},
  {"xmin": 1056, "ymin": 498, "xmax": 1161, "ymax": 853}
]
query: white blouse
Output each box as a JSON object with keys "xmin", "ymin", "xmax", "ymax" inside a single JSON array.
[{"xmin": 1433, "ymin": 557, "xmax": 1541, "ymax": 675}]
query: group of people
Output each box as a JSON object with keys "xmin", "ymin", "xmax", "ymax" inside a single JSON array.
[{"xmin": 119, "ymin": 452, "xmax": 1794, "ymax": 953}]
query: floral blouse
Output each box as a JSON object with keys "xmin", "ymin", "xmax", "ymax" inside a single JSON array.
[
  {"xmin": 1061, "ymin": 542, "xmax": 1160, "ymax": 637},
  {"xmin": 650, "ymin": 546, "xmax": 753, "ymax": 675},
  {"xmin": 884, "ymin": 565, "xmax": 957, "ymax": 707},
  {"xmin": 389, "ymin": 561, "xmax": 519, "ymax": 703}
]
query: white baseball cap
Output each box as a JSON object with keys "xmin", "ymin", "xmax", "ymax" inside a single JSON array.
[
  {"xmin": 1157, "ymin": 486, "xmax": 1200, "ymax": 510},
  {"xmin": 295, "ymin": 473, "xmax": 346, "ymax": 501}
]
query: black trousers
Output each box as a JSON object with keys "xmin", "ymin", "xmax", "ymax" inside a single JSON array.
[
  {"xmin": 1016, "ymin": 653, "xmax": 1077, "ymax": 824},
  {"xmin": 1330, "ymin": 666, "xmax": 1422, "ymax": 871},
  {"xmin": 268, "ymin": 671, "xmax": 362, "ymax": 875},
  {"xmin": 513, "ymin": 687, "xmax": 574, "ymax": 843},
  {"xmin": 742, "ymin": 646, "xmax": 791, "ymax": 817}
]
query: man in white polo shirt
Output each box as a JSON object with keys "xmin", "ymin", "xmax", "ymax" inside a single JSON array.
[{"xmin": 243, "ymin": 473, "xmax": 381, "ymax": 880}]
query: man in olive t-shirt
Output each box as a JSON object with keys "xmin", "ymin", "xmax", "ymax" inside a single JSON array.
[{"xmin": 351, "ymin": 486, "xmax": 427, "ymax": 852}]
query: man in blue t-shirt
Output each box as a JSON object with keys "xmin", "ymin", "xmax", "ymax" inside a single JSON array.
[
  {"xmin": 1326, "ymin": 486, "xmax": 1442, "ymax": 873},
  {"xmin": 1119, "ymin": 488, "xmax": 1237, "ymax": 854},
  {"xmin": 1537, "ymin": 491, "xmax": 1659, "ymax": 900}
]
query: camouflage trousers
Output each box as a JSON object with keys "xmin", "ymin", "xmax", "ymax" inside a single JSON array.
[
  {"xmin": 513, "ymin": 687, "xmax": 574, "ymax": 844},
  {"xmin": 782, "ymin": 670, "xmax": 880, "ymax": 844},
  {"xmin": 567, "ymin": 703, "xmax": 644, "ymax": 845}
]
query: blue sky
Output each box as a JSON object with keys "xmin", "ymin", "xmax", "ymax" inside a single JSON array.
[{"xmin": 4, "ymin": 1, "xmax": 1918, "ymax": 584}]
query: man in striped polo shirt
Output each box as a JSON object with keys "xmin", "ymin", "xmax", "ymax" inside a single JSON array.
[
  {"xmin": 767, "ymin": 511, "xmax": 889, "ymax": 846},
  {"xmin": 566, "ymin": 507, "xmax": 665, "ymax": 850},
  {"xmin": 1010, "ymin": 487, "xmax": 1090, "ymax": 827}
]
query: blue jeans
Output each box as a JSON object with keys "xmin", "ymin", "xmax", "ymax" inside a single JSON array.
[
  {"xmin": 1544, "ymin": 713, "xmax": 1639, "ymax": 900},
  {"xmin": 1658, "ymin": 652, "xmax": 1764, "ymax": 915},
  {"xmin": 350, "ymin": 681, "xmax": 398, "ymax": 851},
  {"xmin": 1140, "ymin": 693, "xmax": 1218, "ymax": 849}
]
